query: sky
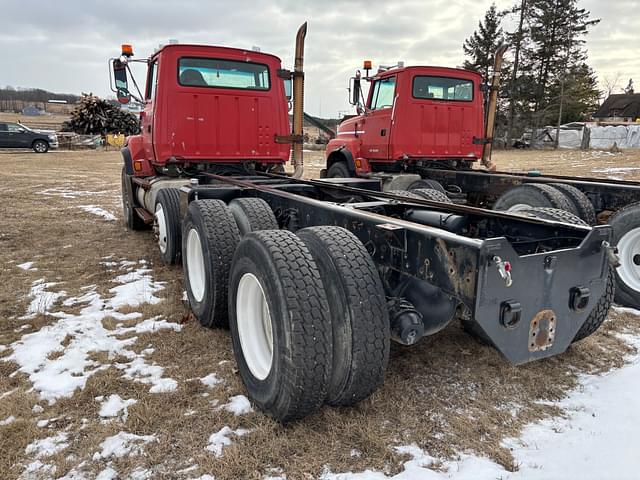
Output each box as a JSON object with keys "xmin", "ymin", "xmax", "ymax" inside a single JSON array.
[{"xmin": 1, "ymin": 0, "xmax": 638, "ymax": 118}]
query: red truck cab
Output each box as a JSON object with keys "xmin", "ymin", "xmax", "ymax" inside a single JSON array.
[
  {"xmin": 326, "ymin": 66, "xmax": 485, "ymax": 177},
  {"xmin": 123, "ymin": 44, "xmax": 292, "ymax": 176}
]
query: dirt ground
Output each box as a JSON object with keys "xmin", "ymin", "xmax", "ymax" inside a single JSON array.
[{"xmin": 1, "ymin": 148, "xmax": 639, "ymax": 479}]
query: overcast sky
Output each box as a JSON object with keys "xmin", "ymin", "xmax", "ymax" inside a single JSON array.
[{"xmin": 1, "ymin": 0, "xmax": 638, "ymax": 117}]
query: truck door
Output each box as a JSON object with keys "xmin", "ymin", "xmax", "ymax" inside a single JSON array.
[
  {"xmin": 1, "ymin": 123, "xmax": 23, "ymax": 147},
  {"xmin": 0, "ymin": 123, "xmax": 12, "ymax": 147},
  {"xmin": 141, "ymin": 60, "xmax": 158, "ymax": 161},
  {"xmin": 361, "ymin": 76, "xmax": 396, "ymax": 160}
]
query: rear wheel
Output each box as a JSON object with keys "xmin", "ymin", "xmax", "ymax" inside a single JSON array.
[
  {"xmin": 155, "ymin": 188, "xmax": 182, "ymax": 265},
  {"xmin": 228, "ymin": 198, "xmax": 278, "ymax": 235},
  {"xmin": 411, "ymin": 188, "xmax": 452, "ymax": 203},
  {"xmin": 550, "ymin": 183, "xmax": 597, "ymax": 225},
  {"xmin": 572, "ymin": 267, "xmax": 615, "ymax": 343},
  {"xmin": 493, "ymin": 183, "xmax": 576, "ymax": 214},
  {"xmin": 327, "ymin": 161, "xmax": 351, "ymax": 178},
  {"xmin": 120, "ymin": 167, "xmax": 146, "ymax": 231},
  {"xmin": 298, "ymin": 226, "xmax": 390, "ymax": 406},
  {"xmin": 609, "ymin": 202, "xmax": 640, "ymax": 309},
  {"xmin": 387, "ymin": 189, "xmax": 423, "ymax": 199},
  {"xmin": 408, "ymin": 179, "xmax": 446, "ymax": 194},
  {"xmin": 515, "ymin": 207, "xmax": 587, "ymax": 225},
  {"xmin": 32, "ymin": 139, "xmax": 49, "ymax": 153},
  {"xmin": 182, "ymin": 200, "xmax": 240, "ymax": 328},
  {"xmin": 228, "ymin": 230, "xmax": 332, "ymax": 422}
]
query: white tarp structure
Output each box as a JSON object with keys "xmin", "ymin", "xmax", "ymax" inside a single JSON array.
[
  {"xmin": 589, "ymin": 125, "xmax": 640, "ymax": 149},
  {"xmin": 554, "ymin": 128, "xmax": 584, "ymax": 149},
  {"xmin": 532, "ymin": 127, "xmax": 584, "ymax": 149}
]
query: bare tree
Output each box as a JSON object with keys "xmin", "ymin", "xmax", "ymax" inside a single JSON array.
[{"xmin": 602, "ymin": 73, "xmax": 622, "ymax": 97}]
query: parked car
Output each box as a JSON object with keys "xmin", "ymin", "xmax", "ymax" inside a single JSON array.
[{"xmin": 0, "ymin": 122, "xmax": 58, "ymax": 153}]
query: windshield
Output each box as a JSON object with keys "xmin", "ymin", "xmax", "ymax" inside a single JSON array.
[
  {"xmin": 412, "ymin": 76, "xmax": 473, "ymax": 101},
  {"xmin": 178, "ymin": 58, "xmax": 270, "ymax": 90}
]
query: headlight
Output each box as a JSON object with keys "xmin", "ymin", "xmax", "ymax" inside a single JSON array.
[{"xmin": 49, "ymin": 134, "xmax": 56, "ymax": 140}]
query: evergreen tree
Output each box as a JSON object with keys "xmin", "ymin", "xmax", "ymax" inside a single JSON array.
[
  {"xmin": 463, "ymin": 4, "xmax": 505, "ymax": 80},
  {"xmin": 526, "ymin": 0, "xmax": 599, "ymax": 123}
]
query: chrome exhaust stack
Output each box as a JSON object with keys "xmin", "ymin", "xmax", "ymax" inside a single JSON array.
[
  {"xmin": 291, "ymin": 22, "xmax": 307, "ymax": 179},
  {"xmin": 482, "ymin": 44, "xmax": 508, "ymax": 171}
]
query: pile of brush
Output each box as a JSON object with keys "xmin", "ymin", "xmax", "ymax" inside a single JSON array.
[{"xmin": 62, "ymin": 94, "xmax": 140, "ymax": 135}]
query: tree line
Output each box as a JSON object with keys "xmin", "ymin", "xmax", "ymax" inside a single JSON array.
[
  {"xmin": 0, "ymin": 86, "xmax": 80, "ymax": 105},
  {"xmin": 462, "ymin": 0, "xmax": 605, "ymax": 142}
]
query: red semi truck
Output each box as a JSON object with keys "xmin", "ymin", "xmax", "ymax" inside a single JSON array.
[
  {"xmin": 324, "ymin": 50, "xmax": 640, "ymax": 310},
  {"xmin": 112, "ymin": 27, "xmax": 619, "ymax": 422}
]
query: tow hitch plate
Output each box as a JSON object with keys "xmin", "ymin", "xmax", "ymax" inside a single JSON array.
[{"xmin": 528, "ymin": 309, "xmax": 556, "ymax": 352}]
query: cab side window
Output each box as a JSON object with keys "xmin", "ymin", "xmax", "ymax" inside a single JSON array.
[
  {"xmin": 0, "ymin": 123, "xmax": 7, "ymax": 132},
  {"xmin": 7, "ymin": 123, "xmax": 23, "ymax": 132},
  {"xmin": 369, "ymin": 76, "xmax": 396, "ymax": 110},
  {"xmin": 146, "ymin": 61, "xmax": 158, "ymax": 100}
]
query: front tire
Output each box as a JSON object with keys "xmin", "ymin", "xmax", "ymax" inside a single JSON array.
[
  {"xmin": 327, "ymin": 161, "xmax": 351, "ymax": 178},
  {"xmin": 32, "ymin": 139, "xmax": 49, "ymax": 153},
  {"xmin": 298, "ymin": 226, "xmax": 390, "ymax": 406},
  {"xmin": 120, "ymin": 167, "xmax": 146, "ymax": 231},
  {"xmin": 155, "ymin": 188, "xmax": 182, "ymax": 265},
  {"xmin": 229, "ymin": 230, "xmax": 332, "ymax": 422},
  {"xmin": 182, "ymin": 200, "xmax": 240, "ymax": 328}
]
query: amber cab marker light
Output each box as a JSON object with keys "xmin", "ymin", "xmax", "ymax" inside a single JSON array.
[
  {"xmin": 121, "ymin": 44, "xmax": 134, "ymax": 57},
  {"xmin": 363, "ymin": 60, "xmax": 372, "ymax": 70}
]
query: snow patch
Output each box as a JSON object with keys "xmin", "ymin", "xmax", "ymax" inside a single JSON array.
[
  {"xmin": 25, "ymin": 432, "xmax": 69, "ymax": 458},
  {"xmin": 36, "ymin": 187, "xmax": 111, "ymax": 199},
  {"xmin": 96, "ymin": 467, "xmax": 118, "ymax": 480},
  {"xmin": 322, "ymin": 335, "xmax": 640, "ymax": 480},
  {"xmin": 98, "ymin": 394, "xmax": 137, "ymax": 421},
  {"xmin": 117, "ymin": 357, "xmax": 178, "ymax": 393},
  {"xmin": 17, "ymin": 261, "xmax": 36, "ymax": 271},
  {"xmin": 78, "ymin": 205, "xmax": 117, "ymax": 221},
  {"xmin": 219, "ymin": 395, "xmax": 253, "ymax": 415},
  {"xmin": 21, "ymin": 279, "xmax": 66, "ymax": 319},
  {"xmin": 205, "ymin": 426, "xmax": 251, "ymax": 457},
  {"xmin": 5, "ymin": 268, "xmax": 176, "ymax": 403},
  {"xmin": 93, "ymin": 431, "xmax": 157, "ymax": 460},
  {"xmin": 0, "ymin": 415, "xmax": 16, "ymax": 425},
  {"xmin": 200, "ymin": 373, "xmax": 223, "ymax": 388}
]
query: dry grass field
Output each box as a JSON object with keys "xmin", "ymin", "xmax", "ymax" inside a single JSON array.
[{"xmin": 1, "ymin": 148, "xmax": 639, "ymax": 479}]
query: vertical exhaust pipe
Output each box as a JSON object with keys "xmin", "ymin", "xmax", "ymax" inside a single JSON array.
[
  {"xmin": 482, "ymin": 44, "xmax": 508, "ymax": 171},
  {"xmin": 292, "ymin": 22, "xmax": 307, "ymax": 179}
]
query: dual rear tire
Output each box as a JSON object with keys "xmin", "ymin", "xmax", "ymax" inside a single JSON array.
[{"xmin": 181, "ymin": 199, "xmax": 390, "ymax": 421}]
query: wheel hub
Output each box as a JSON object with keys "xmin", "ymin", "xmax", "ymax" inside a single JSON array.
[
  {"xmin": 154, "ymin": 204, "xmax": 168, "ymax": 254},
  {"xmin": 617, "ymin": 227, "xmax": 640, "ymax": 293},
  {"xmin": 236, "ymin": 273, "xmax": 273, "ymax": 380},
  {"xmin": 186, "ymin": 228, "xmax": 206, "ymax": 302}
]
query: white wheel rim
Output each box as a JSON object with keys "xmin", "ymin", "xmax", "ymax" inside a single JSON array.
[
  {"xmin": 507, "ymin": 203, "xmax": 533, "ymax": 212},
  {"xmin": 36, "ymin": 142, "xmax": 45, "ymax": 152},
  {"xmin": 236, "ymin": 273, "xmax": 273, "ymax": 380},
  {"xmin": 186, "ymin": 228, "xmax": 206, "ymax": 302},
  {"xmin": 617, "ymin": 227, "xmax": 640, "ymax": 293},
  {"xmin": 155, "ymin": 204, "xmax": 168, "ymax": 254}
]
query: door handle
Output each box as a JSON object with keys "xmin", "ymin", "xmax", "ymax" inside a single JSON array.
[{"xmin": 380, "ymin": 129, "xmax": 386, "ymax": 136}]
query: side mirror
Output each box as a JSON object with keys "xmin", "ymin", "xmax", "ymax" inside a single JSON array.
[
  {"xmin": 349, "ymin": 74, "xmax": 361, "ymax": 106},
  {"xmin": 283, "ymin": 78, "xmax": 292, "ymax": 101},
  {"xmin": 113, "ymin": 59, "xmax": 131, "ymax": 104}
]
